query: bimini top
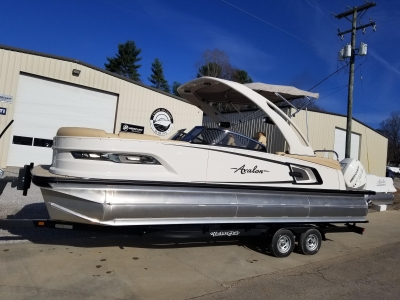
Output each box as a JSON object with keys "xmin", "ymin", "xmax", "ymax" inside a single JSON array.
[
  {"xmin": 179, "ymin": 79, "xmax": 319, "ymax": 106},
  {"xmin": 244, "ymin": 83, "xmax": 319, "ymax": 102}
]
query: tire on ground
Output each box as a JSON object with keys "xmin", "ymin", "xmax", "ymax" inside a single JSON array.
[
  {"xmin": 298, "ymin": 228, "xmax": 322, "ymax": 255},
  {"xmin": 269, "ymin": 228, "xmax": 295, "ymax": 258}
]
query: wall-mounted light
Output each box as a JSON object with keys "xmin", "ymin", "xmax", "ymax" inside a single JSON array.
[{"xmin": 72, "ymin": 69, "xmax": 81, "ymax": 77}]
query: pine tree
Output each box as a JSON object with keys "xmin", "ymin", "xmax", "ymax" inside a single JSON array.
[
  {"xmin": 105, "ymin": 40, "xmax": 142, "ymax": 81},
  {"xmin": 171, "ymin": 81, "xmax": 181, "ymax": 97},
  {"xmin": 232, "ymin": 69, "xmax": 253, "ymax": 84},
  {"xmin": 148, "ymin": 58, "xmax": 170, "ymax": 93}
]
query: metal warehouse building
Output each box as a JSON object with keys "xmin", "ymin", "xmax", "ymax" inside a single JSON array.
[
  {"xmin": 0, "ymin": 45, "xmax": 202, "ymax": 168},
  {"xmin": 204, "ymin": 108, "xmax": 388, "ymax": 177},
  {"xmin": 0, "ymin": 44, "xmax": 388, "ymax": 177}
]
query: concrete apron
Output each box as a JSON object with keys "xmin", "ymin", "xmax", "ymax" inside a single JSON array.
[{"xmin": 1, "ymin": 211, "xmax": 400, "ymax": 300}]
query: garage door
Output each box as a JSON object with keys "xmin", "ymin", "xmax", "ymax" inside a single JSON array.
[
  {"xmin": 334, "ymin": 128, "xmax": 360, "ymax": 161},
  {"xmin": 7, "ymin": 74, "xmax": 117, "ymax": 166}
]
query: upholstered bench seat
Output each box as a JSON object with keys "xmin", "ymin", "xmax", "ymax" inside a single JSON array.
[{"xmin": 57, "ymin": 127, "xmax": 162, "ymax": 141}]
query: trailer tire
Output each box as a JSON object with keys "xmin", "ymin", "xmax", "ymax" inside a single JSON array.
[
  {"xmin": 298, "ymin": 229, "xmax": 322, "ymax": 255},
  {"xmin": 269, "ymin": 229, "xmax": 295, "ymax": 258}
]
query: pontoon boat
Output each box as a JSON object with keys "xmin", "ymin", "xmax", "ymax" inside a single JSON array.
[{"xmin": 29, "ymin": 77, "xmax": 395, "ymax": 225}]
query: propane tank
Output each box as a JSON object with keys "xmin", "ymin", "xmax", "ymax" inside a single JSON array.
[{"xmin": 340, "ymin": 158, "xmax": 367, "ymax": 189}]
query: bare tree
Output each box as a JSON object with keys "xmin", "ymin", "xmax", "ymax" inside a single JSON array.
[
  {"xmin": 195, "ymin": 49, "xmax": 256, "ymax": 112},
  {"xmin": 196, "ymin": 49, "xmax": 233, "ymax": 79},
  {"xmin": 379, "ymin": 111, "xmax": 400, "ymax": 162}
]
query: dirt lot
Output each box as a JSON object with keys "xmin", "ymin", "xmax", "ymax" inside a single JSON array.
[
  {"xmin": 369, "ymin": 178, "xmax": 400, "ymax": 213},
  {"xmin": 387, "ymin": 191, "xmax": 400, "ymax": 210}
]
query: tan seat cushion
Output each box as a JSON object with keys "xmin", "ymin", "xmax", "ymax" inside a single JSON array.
[
  {"xmin": 56, "ymin": 127, "xmax": 184, "ymax": 142},
  {"xmin": 57, "ymin": 127, "xmax": 107, "ymax": 137},
  {"xmin": 276, "ymin": 152, "xmax": 342, "ymax": 170},
  {"xmin": 118, "ymin": 132, "xmax": 161, "ymax": 141}
]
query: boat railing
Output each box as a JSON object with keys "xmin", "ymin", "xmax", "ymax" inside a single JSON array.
[{"xmin": 314, "ymin": 150, "xmax": 340, "ymax": 161}]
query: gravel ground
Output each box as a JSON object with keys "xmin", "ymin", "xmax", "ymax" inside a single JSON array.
[
  {"xmin": 1, "ymin": 168, "xmax": 399, "ymax": 243},
  {"xmin": 368, "ymin": 178, "xmax": 400, "ymax": 213}
]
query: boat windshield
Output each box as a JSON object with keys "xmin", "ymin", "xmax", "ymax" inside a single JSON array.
[{"xmin": 171, "ymin": 126, "xmax": 266, "ymax": 151}]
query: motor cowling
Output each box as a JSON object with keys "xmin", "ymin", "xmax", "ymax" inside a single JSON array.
[{"xmin": 340, "ymin": 158, "xmax": 367, "ymax": 189}]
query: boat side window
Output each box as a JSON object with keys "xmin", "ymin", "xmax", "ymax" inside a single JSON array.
[{"xmin": 207, "ymin": 128, "xmax": 266, "ymax": 152}]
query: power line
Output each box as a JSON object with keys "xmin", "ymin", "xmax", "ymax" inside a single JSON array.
[
  {"xmin": 308, "ymin": 65, "xmax": 347, "ymax": 91},
  {"xmin": 221, "ymin": 0, "xmax": 326, "ymax": 51},
  {"xmin": 318, "ymin": 84, "xmax": 348, "ymax": 93},
  {"xmin": 317, "ymin": 86, "xmax": 348, "ymax": 101}
]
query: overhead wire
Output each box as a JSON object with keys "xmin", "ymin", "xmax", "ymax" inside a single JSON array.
[
  {"xmin": 317, "ymin": 85, "xmax": 348, "ymax": 92},
  {"xmin": 308, "ymin": 65, "xmax": 348, "ymax": 91},
  {"xmin": 317, "ymin": 86, "xmax": 348, "ymax": 101},
  {"xmin": 220, "ymin": 0, "xmax": 365, "ymax": 127},
  {"xmin": 221, "ymin": 0, "xmax": 329, "ymax": 52}
]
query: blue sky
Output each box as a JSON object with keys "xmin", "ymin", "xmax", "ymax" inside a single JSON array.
[{"xmin": 1, "ymin": 0, "xmax": 399, "ymax": 129}]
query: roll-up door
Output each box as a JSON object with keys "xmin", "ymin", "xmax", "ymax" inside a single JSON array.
[
  {"xmin": 7, "ymin": 74, "xmax": 117, "ymax": 166},
  {"xmin": 334, "ymin": 128, "xmax": 360, "ymax": 161}
]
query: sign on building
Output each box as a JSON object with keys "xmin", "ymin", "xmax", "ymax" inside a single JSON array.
[
  {"xmin": 120, "ymin": 122, "xmax": 144, "ymax": 134},
  {"xmin": 0, "ymin": 94, "xmax": 12, "ymax": 104}
]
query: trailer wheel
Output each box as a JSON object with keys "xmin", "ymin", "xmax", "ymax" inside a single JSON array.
[
  {"xmin": 298, "ymin": 229, "xmax": 322, "ymax": 255},
  {"xmin": 269, "ymin": 229, "xmax": 295, "ymax": 258}
]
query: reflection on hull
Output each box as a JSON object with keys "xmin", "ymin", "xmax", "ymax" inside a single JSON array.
[{"xmin": 41, "ymin": 183, "xmax": 368, "ymax": 226}]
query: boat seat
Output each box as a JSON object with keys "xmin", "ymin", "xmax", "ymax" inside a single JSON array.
[
  {"xmin": 56, "ymin": 127, "xmax": 186, "ymax": 142},
  {"xmin": 119, "ymin": 133, "xmax": 187, "ymax": 143},
  {"xmin": 275, "ymin": 152, "xmax": 342, "ymax": 170},
  {"xmin": 118, "ymin": 132, "xmax": 161, "ymax": 141},
  {"xmin": 57, "ymin": 127, "xmax": 162, "ymax": 140},
  {"xmin": 57, "ymin": 127, "xmax": 109, "ymax": 137}
]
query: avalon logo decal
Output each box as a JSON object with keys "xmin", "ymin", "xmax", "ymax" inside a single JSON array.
[
  {"xmin": 377, "ymin": 179, "xmax": 386, "ymax": 186},
  {"xmin": 231, "ymin": 164, "xmax": 269, "ymax": 174},
  {"xmin": 150, "ymin": 108, "xmax": 173, "ymax": 136}
]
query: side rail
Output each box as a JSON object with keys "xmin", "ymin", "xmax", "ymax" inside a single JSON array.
[
  {"xmin": 314, "ymin": 150, "xmax": 340, "ymax": 161},
  {"xmin": 0, "ymin": 220, "xmax": 367, "ymax": 236}
]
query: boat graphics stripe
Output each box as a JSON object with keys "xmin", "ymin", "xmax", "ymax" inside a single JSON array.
[
  {"xmin": 31, "ymin": 174, "xmax": 373, "ymax": 196},
  {"xmin": 170, "ymin": 144, "xmax": 323, "ymax": 185}
]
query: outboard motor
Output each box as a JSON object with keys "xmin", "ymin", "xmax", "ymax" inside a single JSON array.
[{"xmin": 340, "ymin": 158, "xmax": 367, "ymax": 189}]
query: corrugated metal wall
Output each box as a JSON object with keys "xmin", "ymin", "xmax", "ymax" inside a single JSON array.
[
  {"xmin": 288, "ymin": 108, "xmax": 387, "ymax": 176},
  {"xmin": 203, "ymin": 108, "xmax": 387, "ymax": 176},
  {"xmin": 0, "ymin": 48, "xmax": 203, "ymax": 168}
]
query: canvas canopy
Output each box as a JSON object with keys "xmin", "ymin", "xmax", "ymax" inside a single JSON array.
[
  {"xmin": 191, "ymin": 80, "xmax": 319, "ymax": 106},
  {"xmin": 244, "ymin": 82, "xmax": 319, "ymax": 102}
]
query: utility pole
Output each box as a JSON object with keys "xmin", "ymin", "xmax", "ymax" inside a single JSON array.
[{"xmin": 335, "ymin": 2, "xmax": 376, "ymax": 158}]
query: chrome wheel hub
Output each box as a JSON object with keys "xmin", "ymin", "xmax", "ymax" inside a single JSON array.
[
  {"xmin": 305, "ymin": 234, "xmax": 318, "ymax": 251},
  {"xmin": 277, "ymin": 236, "xmax": 291, "ymax": 253}
]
